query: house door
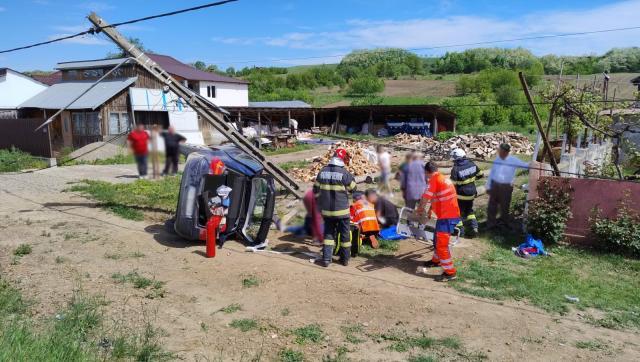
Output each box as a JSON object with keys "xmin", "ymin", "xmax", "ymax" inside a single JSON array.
[{"xmin": 71, "ymin": 111, "xmax": 102, "ymax": 148}]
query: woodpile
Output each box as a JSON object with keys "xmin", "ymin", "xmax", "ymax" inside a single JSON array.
[
  {"xmin": 289, "ymin": 142, "xmax": 378, "ymax": 182},
  {"xmin": 393, "ymin": 132, "xmax": 534, "ymax": 160}
]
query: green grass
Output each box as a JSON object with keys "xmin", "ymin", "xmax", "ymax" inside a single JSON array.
[
  {"xmin": 407, "ymin": 355, "xmax": 437, "ymax": 362},
  {"xmin": 0, "ymin": 278, "xmax": 172, "ymax": 361},
  {"xmin": 292, "ymin": 324, "xmax": 324, "ymax": 345},
  {"xmin": 242, "ymin": 275, "xmax": 260, "ymax": 288},
  {"xmin": 453, "ymin": 236, "xmax": 640, "ymax": 329},
  {"xmin": 279, "ymin": 160, "xmax": 311, "ymax": 171},
  {"xmin": 264, "ymin": 143, "xmax": 315, "ymax": 156},
  {"xmin": 279, "ymin": 348, "xmax": 305, "ymax": 362},
  {"xmin": 111, "ymin": 271, "xmax": 166, "ymax": 298},
  {"xmin": 14, "ymin": 244, "xmax": 33, "ymax": 256},
  {"xmin": 377, "ymin": 329, "xmax": 463, "ymax": 354},
  {"xmin": 575, "ymin": 339, "xmax": 608, "ymax": 351},
  {"xmin": 68, "ymin": 176, "xmax": 181, "ymax": 220},
  {"xmin": 0, "ymin": 148, "xmax": 47, "ymax": 172},
  {"xmin": 219, "ymin": 303, "xmax": 242, "ymax": 314},
  {"xmin": 341, "ymin": 324, "xmax": 366, "ymax": 344},
  {"xmin": 229, "ymin": 318, "xmax": 258, "ymax": 332},
  {"xmin": 359, "ymin": 238, "xmax": 400, "ymax": 257}
]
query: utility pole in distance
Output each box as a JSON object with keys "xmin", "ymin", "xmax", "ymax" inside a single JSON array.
[{"xmin": 87, "ymin": 12, "xmax": 304, "ymax": 199}]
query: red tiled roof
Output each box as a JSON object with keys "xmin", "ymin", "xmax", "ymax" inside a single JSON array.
[
  {"xmin": 31, "ymin": 71, "xmax": 62, "ymax": 86},
  {"xmin": 147, "ymin": 54, "xmax": 248, "ymax": 84}
]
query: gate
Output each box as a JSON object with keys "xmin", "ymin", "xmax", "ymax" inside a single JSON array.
[{"xmin": 0, "ymin": 118, "xmax": 52, "ymax": 157}]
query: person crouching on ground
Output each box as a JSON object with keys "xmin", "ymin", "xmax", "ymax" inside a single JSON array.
[
  {"xmin": 366, "ymin": 189, "xmax": 399, "ymax": 230},
  {"xmin": 313, "ymin": 148, "xmax": 357, "ymax": 267},
  {"xmin": 415, "ymin": 161, "xmax": 461, "ymax": 282},
  {"xmin": 351, "ymin": 190, "xmax": 380, "ymax": 249},
  {"xmin": 127, "ymin": 124, "xmax": 150, "ymax": 179}
]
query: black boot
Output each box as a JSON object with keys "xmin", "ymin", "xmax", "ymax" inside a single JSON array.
[{"xmin": 322, "ymin": 245, "xmax": 334, "ymax": 266}]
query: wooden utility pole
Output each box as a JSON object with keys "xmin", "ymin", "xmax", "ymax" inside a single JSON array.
[
  {"xmin": 518, "ymin": 72, "xmax": 560, "ymax": 176},
  {"xmin": 88, "ymin": 12, "xmax": 303, "ymax": 199}
]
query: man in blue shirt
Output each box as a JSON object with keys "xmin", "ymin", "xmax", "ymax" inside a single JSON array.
[{"xmin": 485, "ymin": 143, "xmax": 530, "ymax": 230}]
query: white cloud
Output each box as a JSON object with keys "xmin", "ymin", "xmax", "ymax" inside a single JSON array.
[{"xmin": 224, "ymin": 0, "xmax": 640, "ymax": 56}]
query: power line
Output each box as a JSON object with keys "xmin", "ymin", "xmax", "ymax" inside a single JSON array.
[
  {"xmin": 0, "ymin": 0, "xmax": 239, "ymax": 55},
  {"xmin": 209, "ymin": 25, "xmax": 640, "ymax": 65}
]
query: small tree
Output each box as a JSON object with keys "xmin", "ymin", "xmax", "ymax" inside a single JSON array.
[
  {"xmin": 590, "ymin": 191, "xmax": 640, "ymax": 257},
  {"xmin": 346, "ymin": 76, "xmax": 385, "ymax": 96}
]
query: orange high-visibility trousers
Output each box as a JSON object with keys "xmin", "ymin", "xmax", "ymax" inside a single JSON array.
[{"xmin": 431, "ymin": 231, "xmax": 456, "ymax": 276}]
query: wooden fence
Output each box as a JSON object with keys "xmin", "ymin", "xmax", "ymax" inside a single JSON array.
[{"xmin": 0, "ymin": 118, "xmax": 52, "ymax": 158}]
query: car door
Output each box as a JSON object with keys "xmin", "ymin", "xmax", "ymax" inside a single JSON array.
[{"xmin": 240, "ymin": 175, "xmax": 275, "ymax": 245}]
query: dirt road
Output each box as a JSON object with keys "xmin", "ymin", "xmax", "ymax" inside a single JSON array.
[{"xmin": 1, "ymin": 165, "xmax": 638, "ymax": 361}]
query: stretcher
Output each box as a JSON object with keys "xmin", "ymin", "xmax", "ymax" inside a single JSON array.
[{"xmin": 396, "ymin": 207, "xmax": 460, "ymax": 245}]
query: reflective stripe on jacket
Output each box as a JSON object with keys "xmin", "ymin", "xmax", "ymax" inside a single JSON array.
[
  {"xmin": 422, "ymin": 172, "xmax": 461, "ymax": 219},
  {"xmin": 350, "ymin": 199, "xmax": 380, "ymax": 233},
  {"xmin": 450, "ymin": 158, "xmax": 480, "ymax": 200},
  {"xmin": 313, "ymin": 160, "xmax": 356, "ymax": 219}
]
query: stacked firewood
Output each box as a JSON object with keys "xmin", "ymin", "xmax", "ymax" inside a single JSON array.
[
  {"xmin": 393, "ymin": 132, "xmax": 534, "ymax": 160},
  {"xmin": 289, "ymin": 142, "xmax": 378, "ymax": 182}
]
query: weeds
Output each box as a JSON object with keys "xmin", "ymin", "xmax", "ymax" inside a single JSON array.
[
  {"xmin": 0, "ymin": 148, "xmax": 47, "ymax": 172},
  {"xmin": 575, "ymin": 339, "xmax": 608, "ymax": 351},
  {"xmin": 341, "ymin": 324, "xmax": 365, "ymax": 344},
  {"xmin": 293, "ymin": 324, "xmax": 324, "ymax": 345},
  {"xmin": 407, "ymin": 355, "xmax": 437, "ymax": 362},
  {"xmin": 280, "ymin": 160, "xmax": 311, "ymax": 171},
  {"xmin": 111, "ymin": 271, "xmax": 166, "ymax": 298},
  {"xmin": 279, "ymin": 348, "xmax": 304, "ymax": 362},
  {"xmin": 242, "ymin": 275, "xmax": 260, "ymax": 288},
  {"xmin": 359, "ymin": 238, "xmax": 400, "ymax": 257},
  {"xmin": 14, "ymin": 244, "xmax": 32, "ymax": 256},
  {"xmin": 0, "ymin": 279, "xmax": 172, "ymax": 361},
  {"xmin": 280, "ymin": 307, "xmax": 290, "ymax": 316},
  {"xmin": 229, "ymin": 319, "xmax": 258, "ymax": 332},
  {"xmin": 264, "ymin": 143, "xmax": 314, "ymax": 156},
  {"xmin": 454, "ymin": 238, "xmax": 640, "ymax": 329},
  {"xmin": 55, "ymin": 256, "xmax": 66, "ymax": 264},
  {"xmin": 219, "ymin": 303, "xmax": 242, "ymax": 314}
]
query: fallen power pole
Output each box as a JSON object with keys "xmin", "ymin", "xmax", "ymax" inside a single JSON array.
[
  {"xmin": 518, "ymin": 72, "xmax": 561, "ymax": 176},
  {"xmin": 87, "ymin": 12, "xmax": 304, "ymax": 199}
]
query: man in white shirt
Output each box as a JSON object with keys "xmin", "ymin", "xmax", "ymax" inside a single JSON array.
[
  {"xmin": 377, "ymin": 145, "xmax": 392, "ymax": 197},
  {"xmin": 485, "ymin": 143, "xmax": 530, "ymax": 229}
]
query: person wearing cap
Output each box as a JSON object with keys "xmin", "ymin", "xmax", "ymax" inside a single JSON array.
[
  {"xmin": 450, "ymin": 148, "xmax": 482, "ymax": 237},
  {"xmin": 313, "ymin": 148, "xmax": 357, "ymax": 267},
  {"xmin": 416, "ymin": 161, "xmax": 461, "ymax": 282},
  {"xmin": 485, "ymin": 143, "xmax": 530, "ymax": 230}
]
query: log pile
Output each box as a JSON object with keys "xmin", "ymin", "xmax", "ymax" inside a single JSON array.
[
  {"xmin": 393, "ymin": 132, "xmax": 534, "ymax": 160},
  {"xmin": 289, "ymin": 142, "xmax": 378, "ymax": 182}
]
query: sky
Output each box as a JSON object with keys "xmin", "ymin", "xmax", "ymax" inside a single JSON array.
[{"xmin": 1, "ymin": 0, "xmax": 640, "ymax": 71}]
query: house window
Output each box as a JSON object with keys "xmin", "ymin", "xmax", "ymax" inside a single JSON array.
[
  {"xmin": 207, "ymin": 85, "xmax": 216, "ymax": 98},
  {"xmin": 71, "ymin": 112, "xmax": 101, "ymax": 136},
  {"xmin": 108, "ymin": 112, "xmax": 131, "ymax": 134}
]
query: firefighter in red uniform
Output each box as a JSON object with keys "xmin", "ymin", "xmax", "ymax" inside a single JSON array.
[{"xmin": 416, "ymin": 161, "xmax": 461, "ymax": 282}]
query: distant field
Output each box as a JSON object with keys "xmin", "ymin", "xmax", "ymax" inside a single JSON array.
[{"xmin": 541, "ymin": 73, "xmax": 639, "ymax": 100}]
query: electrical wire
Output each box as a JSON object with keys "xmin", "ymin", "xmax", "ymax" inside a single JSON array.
[
  {"xmin": 0, "ymin": 0, "xmax": 239, "ymax": 55},
  {"xmin": 208, "ymin": 25, "xmax": 640, "ymax": 65}
]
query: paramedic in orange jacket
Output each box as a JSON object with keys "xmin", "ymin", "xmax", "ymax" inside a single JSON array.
[
  {"xmin": 350, "ymin": 190, "xmax": 380, "ymax": 248},
  {"xmin": 415, "ymin": 161, "xmax": 461, "ymax": 282}
]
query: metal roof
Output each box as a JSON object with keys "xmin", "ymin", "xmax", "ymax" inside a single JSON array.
[
  {"xmin": 56, "ymin": 57, "xmax": 132, "ymax": 70},
  {"xmin": 248, "ymin": 100, "xmax": 312, "ymax": 108},
  {"xmin": 19, "ymin": 77, "xmax": 137, "ymax": 110},
  {"xmin": 147, "ymin": 54, "xmax": 249, "ymax": 84}
]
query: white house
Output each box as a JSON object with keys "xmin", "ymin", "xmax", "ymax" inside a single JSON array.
[
  {"xmin": 147, "ymin": 54, "xmax": 249, "ymax": 107},
  {"xmin": 0, "ymin": 68, "xmax": 48, "ymax": 117}
]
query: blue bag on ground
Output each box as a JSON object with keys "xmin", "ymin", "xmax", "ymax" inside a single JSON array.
[
  {"xmin": 514, "ymin": 234, "xmax": 547, "ymax": 258},
  {"xmin": 379, "ymin": 226, "xmax": 406, "ymax": 241}
]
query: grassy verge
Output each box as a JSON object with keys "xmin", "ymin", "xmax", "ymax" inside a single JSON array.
[
  {"xmin": 279, "ymin": 160, "xmax": 311, "ymax": 171},
  {"xmin": 0, "ymin": 148, "xmax": 48, "ymax": 172},
  {"xmin": 68, "ymin": 177, "xmax": 181, "ymax": 220},
  {"xmin": 0, "ymin": 278, "xmax": 172, "ymax": 361},
  {"xmin": 454, "ymin": 235, "xmax": 640, "ymax": 329},
  {"xmin": 264, "ymin": 143, "xmax": 315, "ymax": 156}
]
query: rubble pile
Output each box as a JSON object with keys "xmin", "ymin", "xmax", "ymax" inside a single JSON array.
[
  {"xmin": 393, "ymin": 132, "xmax": 534, "ymax": 160},
  {"xmin": 289, "ymin": 142, "xmax": 378, "ymax": 182}
]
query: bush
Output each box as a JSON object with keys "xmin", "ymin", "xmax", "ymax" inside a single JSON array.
[
  {"xmin": 435, "ymin": 131, "xmax": 456, "ymax": 142},
  {"xmin": 346, "ymin": 76, "xmax": 385, "ymax": 96},
  {"xmin": 590, "ymin": 192, "xmax": 640, "ymax": 257},
  {"xmin": 0, "ymin": 148, "xmax": 47, "ymax": 172},
  {"xmin": 527, "ymin": 178, "xmax": 573, "ymax": 243}
]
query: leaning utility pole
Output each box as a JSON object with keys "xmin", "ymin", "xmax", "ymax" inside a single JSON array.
[
  {"xmin": 87, "ymin": 12, "xmax": 304, "ymax": 199},
  {"xmin": 518, "ymin": 72, "xmax": 561, "ymax": 176}
]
